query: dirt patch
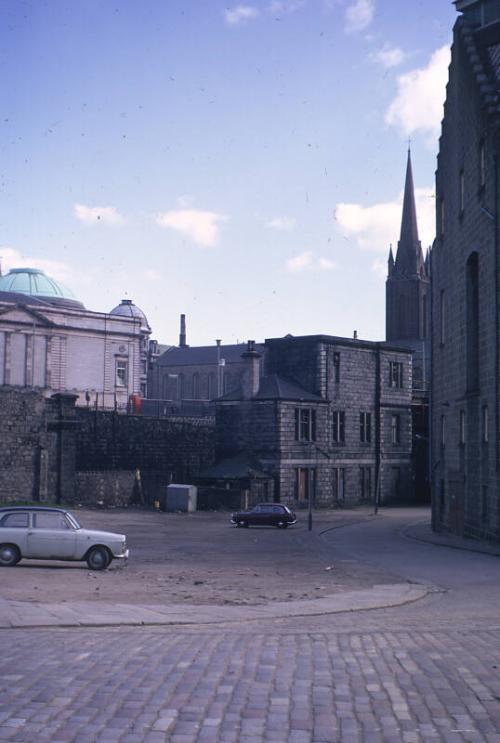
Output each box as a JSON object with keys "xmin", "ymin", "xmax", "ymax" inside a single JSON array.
[{"xmin": 0, "ymin": 508, "xmax": 395, "ymax": 606}]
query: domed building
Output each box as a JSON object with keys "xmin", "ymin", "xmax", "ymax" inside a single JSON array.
[{"xmin": 0, "ymin": 267, "xmax": 152, "ymax": 409}]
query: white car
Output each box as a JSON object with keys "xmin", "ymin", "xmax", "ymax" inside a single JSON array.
[{"xmin": 0, "ymin": 506, "xmax": 129, "ymax": 570}]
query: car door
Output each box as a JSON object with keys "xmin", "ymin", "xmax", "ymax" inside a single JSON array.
[
  {"xmin": 0, "ymin": 511, "xmax": 30, "ymax": 554},
  {"xmin": 26, "ymin": 511, "xmax": 77, "ymax": 560}
]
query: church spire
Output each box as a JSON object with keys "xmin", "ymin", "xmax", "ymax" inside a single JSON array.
[{"xmin": 394, "ymin": 148, "xmax": 425, "ymax": 277}]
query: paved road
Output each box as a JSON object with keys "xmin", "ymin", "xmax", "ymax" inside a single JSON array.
[{"xmin": 2, "ymin": 508, "xmax": 500, "ymax": 743}]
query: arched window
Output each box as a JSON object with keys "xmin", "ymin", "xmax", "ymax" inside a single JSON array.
[
  {"xmin": 466, "ymin": 252, "xmax": 479, "ymax": 391},
  {"xmin": 179, "ymin": 373, "xmax": 186, "ymax": 400},
  {"xmin": 208, "ymin": 372, "xmax": 215, "ymax": 400},
  {"xmin": 192, "ymin": 372, "xmax": 200, "ymax": 399}
]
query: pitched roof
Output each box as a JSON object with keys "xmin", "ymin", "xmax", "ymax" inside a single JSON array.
[
  {"xmin": 218, "ymin": 373, "xmax": 324, "ymax": 402},
  {"xmin": 157, "ymin": 342, "xmax": 264, "ymax": 367}
]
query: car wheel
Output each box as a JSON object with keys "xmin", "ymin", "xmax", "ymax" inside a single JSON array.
[
  {"xmin": 0, "ymin": 544, "xmax": 21, "ymax": 567},
  {"xmin": 277, "ymin": 521, "xmax": 288, "ymax": 529},
  {"xmin": 237, "ymin": 519, "xmax": 249, "ymax": 528},
  {"xmin": 86, "ymin": 546, "xmax": 110, "ymax": 571}
]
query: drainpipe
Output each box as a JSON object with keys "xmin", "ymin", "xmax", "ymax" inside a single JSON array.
[
  {"xmin": 374, "ymin": 343, "xmax": 381, "ymax": 514},
  {"xmin": 494, "ymin": 148, "xmax": 499, "ymax": 473}
]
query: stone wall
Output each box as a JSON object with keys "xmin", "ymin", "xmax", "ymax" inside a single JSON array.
[
  {"xmin": 0, "ymin": 388, "xmax": 216, "ymax": 507},
  {"xmin": 0, "ymin": 387, "xmax": 77, "ymax": 504}
]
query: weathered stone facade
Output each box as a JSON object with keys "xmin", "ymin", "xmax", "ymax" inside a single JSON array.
[
  {"xmin": 431, "ymin": 0, "xmax": 500, "ymax": 541},
  {"xmin": 216, "ymin": 336, "xmax": 413, "ymax": 508},
  {"xmin": 0, "ymin": 387, "xmax": 215, "ymax": 507}
]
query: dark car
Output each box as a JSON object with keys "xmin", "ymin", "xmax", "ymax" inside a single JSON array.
[{"xmin": 230, "ymin": 503, "xmax": 297, "ymax": 529}]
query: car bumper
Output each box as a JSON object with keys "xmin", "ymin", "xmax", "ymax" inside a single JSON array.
[{"xmin": 113, "ymin": 549, "xmax": 130, "ymax": 560}]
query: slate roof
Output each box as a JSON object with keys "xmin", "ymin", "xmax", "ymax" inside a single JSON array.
[
  {"xmin": 157, "ymin": 343, "xmax": 264, "ymax": 367},
  {"xmin": 218, "ymin": 373, "xmax": 324, "ymax": 403}
]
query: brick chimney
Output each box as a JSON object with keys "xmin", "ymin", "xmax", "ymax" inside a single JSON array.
[
  {"xmin": 240, "ymin": 340, "xmax": 261, "ymax": 399},
  {"xmin": 179, "ymin": 314, "xmax": 187, "ymax": 348}
]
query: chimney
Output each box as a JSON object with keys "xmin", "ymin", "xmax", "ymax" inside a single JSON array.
[
  {"xmin": 179, "ymin": 314, "xmax": 187, "ymax": 348},
  {"xmin": 240, "ymin": 340, "xmax": 261, "ymax": 399},
  {"xmin": 353, "ymin": 330, "xmax": 358, "ymax": 340}
]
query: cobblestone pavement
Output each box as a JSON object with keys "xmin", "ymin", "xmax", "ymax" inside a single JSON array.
[
  {"xmin": 2, "ymin": 625, "xmax": 500, "ymax": 743},
  {"xmin": 2, "ymin": 509, "xmax": 500, "ymax": 742}
]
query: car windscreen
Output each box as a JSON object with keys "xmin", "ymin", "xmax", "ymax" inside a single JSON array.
[{"xmin": 65, "ymin": 512, "xmax": 81, "ymax": 529}]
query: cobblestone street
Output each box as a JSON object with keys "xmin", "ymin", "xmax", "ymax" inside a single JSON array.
[
  {"xmin": 3, "ymin": 626, "xmax": 500, "ymax": 743},
  {"xmin": 2, "ymin": 509, "xmax": 500, "ymax": 742}
]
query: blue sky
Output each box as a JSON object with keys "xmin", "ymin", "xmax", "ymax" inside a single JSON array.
[{"xmin": 1, "ymin": 0, "xmax": 456, "ymax": 346}]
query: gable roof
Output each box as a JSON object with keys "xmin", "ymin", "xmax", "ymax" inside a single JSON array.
[{"xmin": 157, "ymin": 342, "xmax": 264, "ymax": 367}]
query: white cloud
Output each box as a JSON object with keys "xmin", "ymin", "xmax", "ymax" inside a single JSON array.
[
  {"xmin": 334, "ymin": 186, "xmax": 435, "ymax": 252},
  {"xmin": 286, "ymin": 251, "xmax": 337, "ymax": 273},
  {"xmin": 318, "ymin": 257, "xmax": 337, "ymax": 270},
  {"xmin": 225, "ymin": 5, "xmax": 260, "ymax": 25},
  {"xmin": 385, "ymin": 46, "xmax": 450, "ymax": 139},
  {"xmin": 0, "ymin": 246, "xmax": 74, "ymax": 283},
  {"xmin": 267, "ymin": 216, "xmax": 296, "ymax": 231},
  {"xmin": 372, "ymin": 44, "xmax": 405, "ymax": 69},
  {"xmin": 287, "ymin": 251, "xmax": 313, "ymax": 272},
  {"xmin": 371, "ymin": 257, "xmax": 387, "ymax": 278},
  {"xmin": 156, "ymin": 208, "xmax": 228, "ymax": 247},
  {"xmin": 74, "ymin": 203, "xmax": 124, "ymax": 226},
  {"xmin": 345, "ymin": 0, "xmax": 374, "ymax": 33}
]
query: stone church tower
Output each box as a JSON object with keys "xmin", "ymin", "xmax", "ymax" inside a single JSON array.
[
  {"xmin": 386, "ymin": 149, "xmax": 430, "ymax": 347},
  {"xmin": 386, "ymin": 150, "xmax": 431, "ymax": 502}
]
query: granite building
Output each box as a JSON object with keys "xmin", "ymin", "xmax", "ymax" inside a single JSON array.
[
  {"xmin": 0, "ymin": 267, "xmax": 151, "ymax": 409},
  {"xmin": 432, "ymin": 0, "xmax": 500, "ymax": 539},
  {"xmin": 215, "ymin": 335, "xmax": 413, "ymax": 507}
]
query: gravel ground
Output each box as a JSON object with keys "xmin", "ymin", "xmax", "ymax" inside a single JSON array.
[{"xmin": 0, "ymin": 506, "xmax": 400, "ymax": 606}]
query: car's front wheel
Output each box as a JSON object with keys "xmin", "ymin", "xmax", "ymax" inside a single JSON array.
[
  {"xmin": 276, "ymin": 521, "xmax": 288, "ymax": 529},
  {"xmin": 86, "ymin": 546, "xmax": 111, "ymax": 571},
  {"xmin": 237, "ymin": 519, "xmax": 249, "ymax": 528},
  {"xmin": 0, "ymin": 544, "xmax": 21, "ymax": 567}
]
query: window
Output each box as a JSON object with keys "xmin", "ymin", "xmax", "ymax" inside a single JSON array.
[
  {"xmin": 359, "ymin": 412, "xmax": 371, "ymax": 443},
  {"xmin": 296, "ymin": 468, "xmax": 315, "ymax": 503},
  {"xmin": 466, "ymin": 252, "xmax": 479, "ymax": 392},
  {"xmin": 0, "ymin": 512, "xmax": 29, "ymax": 528},
  {"xmin": 34, "ymin": 512, "xmax": 70, "ymax": 530},
  {"xmin": 332, "ymin": 410, "xmax": 345, "ymax": 443},
  {"xmin": 294, "ymin": 408, "xmax": 316, "ymax": 442},
  {"xmin": 115, "ymin": 360, "xmax": 128, "ymax": 388},
  {"xmin": 440, "ymin": 197, "xmax": 445, "ymax": 237},
  {"xmin": 440, "ymin": 414, "xmax": 446, "ymax": 448},
  {"xmin": 389, "ymin": 362, "xmax": 403, "ymax": 388},
  {"xmin": 207, "ymin": 372, "xmax": 215, "ymax": 400},
  {"xmin": 483, "ymin": 405, "xmax": 489, "ymax": 443},
  {"xmin": 140, "ymin": 382, "xmax": 147, "ymax": 398},
  {"xmin": 360, "ymin": 467, "xmax": 371, "ymax": 500},
  {"xmin": 480, "ymin": 140, "xmax": 486, "ymax": 189},
  {"xmin": 391, "ymin": 414, "xmax": 401, "ymax": 445},
  {"xmin": 422, "ymin": 294, "xmax": 427, "ymax": 339},
  {"xmin": 481, "ymin": 485, "xmax": 489, "ymax": 524},
  {"xmin": 440, "ymin": 289, "xmax": 446, "ymax": 345},
  {"xmin": 460, "ymin": 410, "xmax": 466, "ymax": 445},
  {"xmin": 192, "ymin": 372, "xmax": 200, "ymax": 399},
  {"xmin": 459, "ymin": 169, "xmax": 465, "ymax": 213},
  {"xmin": 333, "ymin": 352, "xmax": 340, "ymax": 383},
  {"xmin": 332, "ymin": 468, "xmax": 345, "ymax": 504}
]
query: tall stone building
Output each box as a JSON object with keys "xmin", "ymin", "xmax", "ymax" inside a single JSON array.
[
  {"xmin": 432, "ymin": 0, "xmax": 500, "ymax": 540},
  {"xmin": 214, "ymin": 335, "xmax": 413, "ymax": 507},
  {"xmin": 386, "ymin": 151, "xmax": 431, "ymax": 501}
]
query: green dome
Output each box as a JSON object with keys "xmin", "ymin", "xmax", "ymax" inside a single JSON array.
[{"xmin": 0, "ymin": 268, "xmax": 84, "ymax": 309}]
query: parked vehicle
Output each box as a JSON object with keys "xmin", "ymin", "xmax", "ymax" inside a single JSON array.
[
  {"xmin": 230, "ymin": 503, "xmax": 297, "ymax": 529},
  {"xmin": 0, "ymin": 506, "xmax": 129, "ymax": 570}
]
